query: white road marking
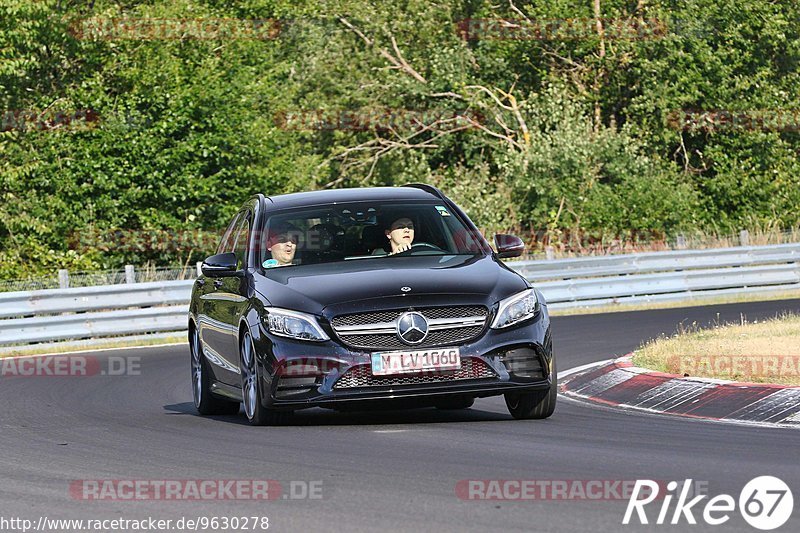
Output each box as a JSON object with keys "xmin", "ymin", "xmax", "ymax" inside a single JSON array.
[
  {"xmin": 570, "ymin": 368, "xmax": 638, "ymax": 397},
  {"xmin": 559, "ymin": 359, "xmax": 614, "ymax": 378}
]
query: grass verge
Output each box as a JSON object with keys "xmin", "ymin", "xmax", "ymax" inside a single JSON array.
[
  {"xmin": 0, "ymin": 334, "xmax": 187, "ymax": 358},
  {"xmin": 549, "ymin": 289, "xmax": 800, "ymax": 316},
  {"xmin": 632, "ymin": 314, "xmax": 800, "ymax": 386}
]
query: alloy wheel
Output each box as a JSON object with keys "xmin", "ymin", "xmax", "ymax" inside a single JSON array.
[{"xmin": 241, "ymin": 332, "xmax": 258, "ymax": 420}]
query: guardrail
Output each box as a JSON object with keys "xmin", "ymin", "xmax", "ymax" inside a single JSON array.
[
  {"xmin": 516, "ymin": 243, "xmax": 800, "ymax": 280},
  {"xmin": 1, "ymin": 243, "xmax": 799, "ymax": 346},
  {"xmin": 0, "ymin": 280, "xmax": 194, "ymax": 319},
  {"xmin": 513, "ymin": 243, "xmax": 800, "ymax": 309}
]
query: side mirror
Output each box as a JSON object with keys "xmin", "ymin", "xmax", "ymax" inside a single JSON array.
[
  {"xmin": 494, "ymin": 234, "xmax": 525, "ymax": 259},
  {"xmin": 201, "ymin": 252, "xmax": 242, "ymax": 277}
]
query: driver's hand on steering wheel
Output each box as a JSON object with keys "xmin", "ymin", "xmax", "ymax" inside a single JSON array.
[{"xmin": 388, "ymin": 243, "xmax": 413, "ymax": 255}]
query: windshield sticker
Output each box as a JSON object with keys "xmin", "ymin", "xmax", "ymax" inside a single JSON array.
[
  {"xmin": 435, "ymin": 205, "xmax": 451, "ymax": 217},
  {"xmin": 262, "ymin": 259, "xmax": 280, "ymax": 268}
]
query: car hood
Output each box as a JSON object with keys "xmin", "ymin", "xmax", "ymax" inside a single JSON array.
[{"xmin": 253, "ymin": 254, "xmax": 528, "ymax": 316}]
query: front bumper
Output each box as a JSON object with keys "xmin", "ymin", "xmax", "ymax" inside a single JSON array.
[{"xmin": 250, "ymin": 308, "xmax": 553, "ymax": 411}]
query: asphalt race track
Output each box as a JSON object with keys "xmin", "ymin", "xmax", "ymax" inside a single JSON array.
[{"xmin": 2, "ymin": 300, "xmax": 799, "ymax": 532}]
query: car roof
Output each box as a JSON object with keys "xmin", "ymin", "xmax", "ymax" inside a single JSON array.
[{"xmin": 263, "ymin": 186, "xmax": 441, "ymax": 210}]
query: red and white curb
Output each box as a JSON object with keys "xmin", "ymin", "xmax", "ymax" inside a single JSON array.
[{"xmin": 560, "ymin": 355, "xmax": 800, "ymax": 428}]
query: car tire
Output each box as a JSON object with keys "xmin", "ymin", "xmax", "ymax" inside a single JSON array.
[
  {"xmin": 240, "ymin": 331, "xmax": 291, "ymax": 426},
  {"xmin": 504, "ymin": 357, "xmax": 557, "ymax": 420},
  {"xmin": 190, "ymin": 327, "xmax": 240, "ymax": 416},
  {"xmin": 434, "ymin": 396, "xmax": 475, "ymax": 410}
]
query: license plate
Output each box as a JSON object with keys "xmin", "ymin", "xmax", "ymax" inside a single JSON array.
[{"xmin": 371, "ymin": 348, "xmax": 461, "ymax": 376}]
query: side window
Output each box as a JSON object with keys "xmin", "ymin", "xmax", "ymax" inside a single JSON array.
[
  {"xmin": 232, "ymin": 213, "xmax": 251, "ymax": 269},
  {"xmin": 216, "ymin": 213, "xmax": 241, "ymax": 255}
]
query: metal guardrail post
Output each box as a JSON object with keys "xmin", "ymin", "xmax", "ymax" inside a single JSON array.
[
  {"xmin": 739, "ymin": 229, "xmax": 750, "ymax": 246},
  {"xmin": 125, "ymin": 265, "xmax": 135, "ymax": 284},
  {"xmin": 58, "ymin": 269, "xmax": 69, "ymax": 289}
]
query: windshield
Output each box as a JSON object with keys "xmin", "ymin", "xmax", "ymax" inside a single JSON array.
[{"xmin": 257, "ymin": 201, "xmax": 486, "ymax": 271}]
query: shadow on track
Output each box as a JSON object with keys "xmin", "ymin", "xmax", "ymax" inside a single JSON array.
[{"xmin": 163, "ymin": 401, "xmax": 514, "ymax": 426}]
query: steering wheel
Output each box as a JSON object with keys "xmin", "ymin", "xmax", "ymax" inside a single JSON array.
[{"xmin": 394, "ymin": 242, "xmax": 444, "ymax": 255}]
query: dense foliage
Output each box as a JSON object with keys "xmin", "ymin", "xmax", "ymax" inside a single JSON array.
[{"xmin": 1, "ymin": 0, "xmax": 799, "ymax": 277}]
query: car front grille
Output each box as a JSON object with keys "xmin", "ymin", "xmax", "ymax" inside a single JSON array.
[
  {"xmin": 338, "ymin": 327, "xmax": 484, "ymax": 350},
  {"xmin": 330, "ymin": 305, "xmax": 488, "ymax": 350},
  {"xmin": 333, "ymin": 306, "xmax": 486, "ymax": 326},
  {"xmin": 333, "ymin": 357, "xmax": 497, "ymax": 389}
]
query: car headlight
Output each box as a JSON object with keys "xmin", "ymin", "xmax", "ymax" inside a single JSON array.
[
  {"xmin": 490, "ymin": 288, "xmax": 539, "ymax": 329},
  {"xmin": 264, "ymin": 308, "xmax": 330, "ymax": 342}
]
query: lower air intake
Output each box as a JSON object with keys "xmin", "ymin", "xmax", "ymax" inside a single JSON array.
[{"xmin": 333, "ymin": 358, "xmax": 497, "ymax": 389}]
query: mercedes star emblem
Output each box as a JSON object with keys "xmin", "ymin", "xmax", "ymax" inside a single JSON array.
[
  {"xmin": 396, "ymin": 311, "xmax": 428, "ymax": 344},
  {"xmin": 400, "ymin": 286, "xmax": 411, "ymax": 292}
]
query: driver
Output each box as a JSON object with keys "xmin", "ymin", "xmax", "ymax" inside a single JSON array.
[
  {"xmin": 263, "ymin": 223, "xmax": 299, "ymax": 267},
  {"xmin": 372, "ymin": 216, "xmax": 415, "ymax": 255},
  {"xmin": 387, "ymin": 217, "xmax": 415, "ymax": 255}
]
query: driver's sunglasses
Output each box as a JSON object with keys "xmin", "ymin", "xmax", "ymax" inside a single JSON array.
[
  {"xmin": 275, "ymin": 234, "xmax": 299, "ymax": 244},
  {"xmin": 392, "ymin": 223, "xmax": 414, "ymax": 230}
]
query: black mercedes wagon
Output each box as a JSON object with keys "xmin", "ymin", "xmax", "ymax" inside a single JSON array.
[{"xmin": 189, "ymin": 184, "xmax": 555, "ymax": 425}]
